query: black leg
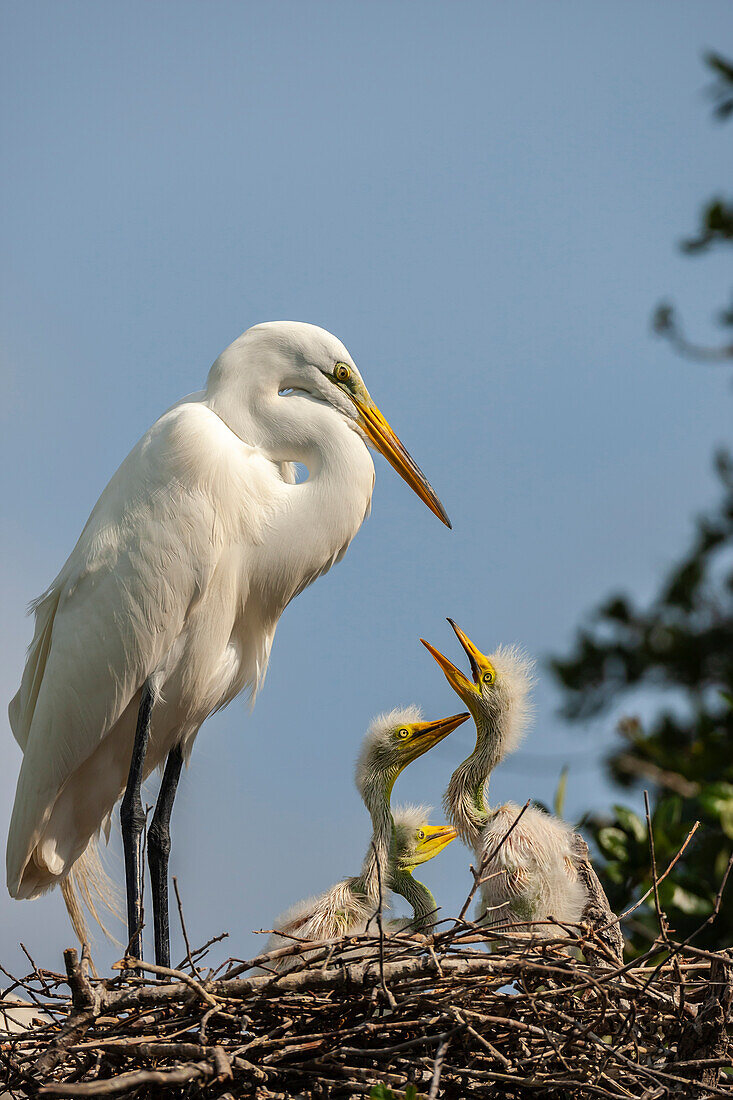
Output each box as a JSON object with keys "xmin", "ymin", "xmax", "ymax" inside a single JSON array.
[
  {"xmin": 120, "ymin": 683, "xmax": 154, "ymax": 960},
  {"xmin": 148, "ymin": 743, "xmax": 184, "ymax": 967}
]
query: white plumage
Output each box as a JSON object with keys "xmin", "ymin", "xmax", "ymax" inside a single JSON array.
[
  {"xmin": 478, "ymin": 803, "xmax": 586, "ymax": 932},
  {"xmin": 7, "ymin": 321, "xmax": 449, "ymax": 952}
]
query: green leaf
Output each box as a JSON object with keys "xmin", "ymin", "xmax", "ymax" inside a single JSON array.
[
  {"xmin": 598, "ymin": 827, "xmax": 628, "ymax": 860},
  {"xmin": 612, "ymin": 804, "xmax": 647, "ymax": 843},
  {"xmin": 554, "ymin": 766, "xmax": 569, "ymax": 818},
  {"xmin": 699, "ymin": 783, "xmax": 733, "ymax": 836},
  {"xmin": 669, "ymin": 885, "xmax": 711, "ymax": 916},
  {"xmin": 700, "ymin": 782, "xmax": 733, "ymax": 806}
]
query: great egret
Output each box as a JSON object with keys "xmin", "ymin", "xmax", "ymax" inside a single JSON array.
[
  {"xmin": 265, "ymin": 805, "xmax": 454, "ymax": 968},
  {"xmin": 422, "ymin": 622, "xmax": 591, "ymax": 937},
  {"xmin": 7, "ymin": 321, "xmax": 451, "ymax": 966}
]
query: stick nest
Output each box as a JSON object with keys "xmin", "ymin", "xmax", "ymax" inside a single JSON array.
[{"xmin": 2, "ymin": 916, "xmax": 732, "ymax": 1100}]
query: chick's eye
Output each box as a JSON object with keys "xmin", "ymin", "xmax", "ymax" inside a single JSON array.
[
  {"xmin": 483, "ymin": 671, "xmax": 495, "ymax": 684},
  {"xmin": 334, "ymin": 362, "xmax": 351, "ymax": 382},
  {"xmin": 417, "ymin": 830, "xmax": 425, "ymax": 840},
  {"xmin": 397, "ymin": 728, "xmax": 410, "ymax": 740}
]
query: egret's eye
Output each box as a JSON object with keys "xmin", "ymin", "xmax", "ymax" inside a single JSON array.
[
  {"xmin": 397, "ymin": 728, "xmax": 410, "ymax": 740},
  {"xmin": 417, "ymin": 830, "xmax": 425, "ymax": 841},
  {"xmin": 334, "ymin": 362, "xmax": 351, "ymax": 383},
  {"xmin": 482, "ymin": 670, "xmax": 495, "ymax": 685}
]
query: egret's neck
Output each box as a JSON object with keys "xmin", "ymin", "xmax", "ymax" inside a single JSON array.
[
  {"xmin": 389, "ymin": 870, "xmax": 438, "ymax": 932},
  {"xmin": 206, "ymin": 361, "xmax": 367, "ymax": 474},
  {"xmin": 206, "ymin": 368, "xmax": 374, "ymax": 611},
  {"xmin": 359, "ymin": 774, "xmax": 396, "ymax": 905},
  {"xmin": 444, "ymin": 711, "xmax": 503, "ymax": 848}
]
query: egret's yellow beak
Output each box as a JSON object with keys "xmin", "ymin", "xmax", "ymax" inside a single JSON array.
[
  {"xmin": 410, "ymin": 825, "xmax": 458, "ymax": 866},
  {"xmin": 404, "ymin": 712, "xmax": 469, "ymax": 764},
  {"xmin": 350, "ymin": 392, "xmax": 451, "ymax": 528},
  {"xmin": 420, "ymin": 638, "xmax": 476, "ymax": 702},
  {"xmin": 446, "ymin": 619, "xmax": 494, "ymax": 684},
  {"xmin": 421, "ymin": 620, "xmax": 495, "ymax": 702}
]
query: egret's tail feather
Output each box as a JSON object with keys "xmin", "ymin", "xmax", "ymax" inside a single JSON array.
[{"xmin": 61, "ymin": 839, "xmax": 121, "ymax": 948}]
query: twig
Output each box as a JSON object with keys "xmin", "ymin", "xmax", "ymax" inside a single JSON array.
[
  {"xmin": 644, "ymin": 790, "xmax": 669, "ymax": 942},
  {"xmin": 7, "ymin": 857, "xmax": 733, "ymax": 1100},
  {"xmin": 428, "ymin": 1035, "xmax": 450, "ymax": 1099},
  {"xmin": 172, "ymin": 876, "xmax": 200, "ymax": 978},
  {"xmin": 112, "ymin": 956, "xmax": 218, "ymax": 1007},
  {"xmin": 372, "ymin": 840, "xmax": 395, "ymax": 1009},
  {"xmin": 39, "ymin": 1060, "xmax": 214, "ymax": 1095},
  {"xmin": 457, "ymin": 799, "xmax": 531, "ymax": 922},
  {"xmin": 639, "ymin": 850, "xmax": 733, "ymax": 994},
  {"xmin": 607, "ymin": 819, "xmax": 700, "ymax": 928}
]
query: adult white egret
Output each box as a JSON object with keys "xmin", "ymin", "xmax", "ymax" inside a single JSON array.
[
  {"xmin": 422, "ymin": 622, "xmax": 616, "ymax": 946},
  {"xmin": 7, "ymin": 321, "xmax": 451, "ymax": 966}
]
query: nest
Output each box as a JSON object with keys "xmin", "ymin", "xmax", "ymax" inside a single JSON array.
[{"xmin": 2, "ymin": 907, "xmax": 732, "ymax": 1100}]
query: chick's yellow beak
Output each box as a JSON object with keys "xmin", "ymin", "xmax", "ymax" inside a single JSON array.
[
  {"xmin": 412, "ymin": 824, "xmax": 458, "ymax": 866},
  {"xmin": 420, "ymin": 638, "xmax": 477, "ymax": 702},
  {"xmin": 350, "ymin": 390, "xmax": 451, "ymax": 529},
  {"xmin": 447, "ymin": 619, "xmax": 495, "ymax": 684},
  {"xmin": 406, "ymin": 712, "xmax": 469, "ymax": 760}
]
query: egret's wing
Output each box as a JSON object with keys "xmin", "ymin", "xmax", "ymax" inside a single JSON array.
[
  {"xmin": 571, "ymin": 833, "xmax": 624, "ymax": 965},
  {"xmin": 9, "ymin": 587, "xmax": 61, "ymax": 752},
  {"xmin": 7, "ymin": 401, "xmax": 280, "ymax": 897}
]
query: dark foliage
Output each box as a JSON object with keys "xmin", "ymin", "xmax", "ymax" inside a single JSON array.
[
  {"xmin": 553, "ymin": 53, "xmax": 733, "ymax": 955},
  {"xmin": 553, "ymin": 457, "xmax": 733, "ymax": 951}
]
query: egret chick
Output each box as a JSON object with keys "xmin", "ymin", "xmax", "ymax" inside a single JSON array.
[
  {"xmin": 388, "ymin": 804, "xmax": 457, "ymax": 933},
  {"xmin": 265, "ymin": 806, "xmax": 455, "ymax": 967},
  {"xmin": 355, "ymin": 705, "xmax": 468, "ymax": 895},
  {"xmin": 265, "ymin": 708, "xmax": 466, "ymax": 967},
  {"xmin": 422, "ymin": 622, "xmax": 590, "ymax": 937},
  {"xmin": 264, "ymin": 843, "xmax": 384, "ymax": 962}
]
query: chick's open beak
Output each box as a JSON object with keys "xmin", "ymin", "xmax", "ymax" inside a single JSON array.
[
  {"xmin": 420, "ymin": 638, "xmax": 476, "ymax": 702},
  {"xmin": 446, "ymin": 619, "xmax": 491, "ymax": 683},
  {"xmin": 412, "ymin": 825, "xmax": 458, "ymax": 865},
  {"xmin": 350, "ymin": 392, "xmax": 451, "ymax": 528}
]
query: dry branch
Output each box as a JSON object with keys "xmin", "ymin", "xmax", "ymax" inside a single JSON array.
[
  {"xmin": 3, "ymin": 920, "xmax": 733, "ymax": 1099},
  {"xmin": 3, "ymin": 827, "xmax": 732, "ymax": 1099}
]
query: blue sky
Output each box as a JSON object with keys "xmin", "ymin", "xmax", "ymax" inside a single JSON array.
[{"xmin": 1, "ymin": 2, "xmax": 731, "ymax": 973}]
